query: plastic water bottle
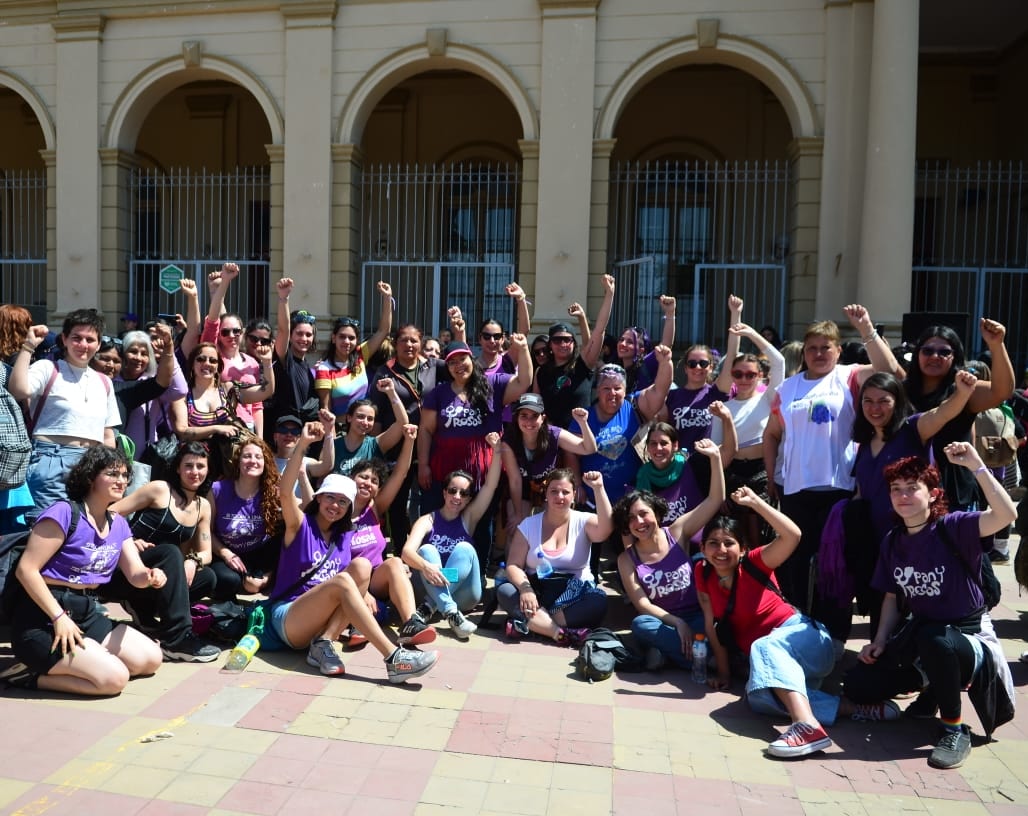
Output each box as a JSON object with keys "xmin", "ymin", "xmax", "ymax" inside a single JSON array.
[
  {"xmin": 223, "ymin": 632, "xmax": 260, "ymax": 673},
  {"xmin": 535, "ymin": 549, "xmax": 554, "ymax": 578},
  {"xmin": 691, "ymin": 634, "xmax": 708, "ymax": 684},
  {"xmin": 494, "ymin": 562, "xmax": 508, "ymax": 587}
]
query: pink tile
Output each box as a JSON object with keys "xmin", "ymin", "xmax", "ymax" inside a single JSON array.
[
  {"xmin": 137, "ymin": 801, "xmax": 211, "ymax": 816},
  {"xmin": 218, "ymin": 780, "xmax": 294, "ymax": 816},
  {"xmin": 11, "ymin": 786, "xmax": 146, "ymax": 815},
  {"xmin": 344, "ymin": 796, "xmax": 416, "ymax": 816},
  {"xmin": 614, "ymin": 769, "xmax": 676, "ymax": 797},
  {"xmin": 375, "ymin": 745, "xmax": 439, "ymax": 774},
  {"xmin": 266, "ymin": 733, "xmax": 330, "ymax": 763},
  {"xmin": 236, "ymin": 689, "xmax": 315, "ymax": 732},
  {"xmin": 282, "ymin": 787, "xmax": 353, "ymax": 811},
  {"xmin": 673, "ymin": 776, "xmax": 740, "ymax": 807},
  {"xmin": 732, "ymin": 783, "xmax": 804, "ymax": 816},
  {"xmin": 614, "ymin": 795, "xmax": 678, "ymax": 816},
  {"xmin": 555, "ymin": 739, "xmax": 612, "ymax": 766},
  {"xmin": 358, "ymin": 768, "xmax": 430, "ymax": 801},
  {"xmin": 303, "ymin": 762, "xmax": 371, "ymax": 795},
  {"xmin": 463, "ymin": 693, "xmax": 518, "ymax": 713},
  {"xmin": 321, "ymin": 740, "xmax": 385, "ymax": 767},
  {"xmin": 243, "ymin": 754, "xmax": 312, "ymax": 786},
  {"xmin": 275, "ymin": 674, "xmax": 330, "ymax": 695},
  {"xmin": 498, "ymin": 735, "xmax": 559, "ymax": 762}
]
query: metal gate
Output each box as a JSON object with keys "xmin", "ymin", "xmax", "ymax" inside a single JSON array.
[
  {"xmin": 128, "ymin": 166, "xmax": 271, "ymax": 320},
  {"xmin": 0, "ymin": 169, "xmax": 46, "ymax": 316}
]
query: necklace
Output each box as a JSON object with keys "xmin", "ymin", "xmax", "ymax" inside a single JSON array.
[{"xmin": 904, "ymin": 519, "xmax": 930, "ymax": 532}]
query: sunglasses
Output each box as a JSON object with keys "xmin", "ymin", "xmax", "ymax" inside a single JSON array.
[
  {"xmin": 334, "ymin": 317, "xmax": 360, "ymax": 330},
  {"xmin": 481, "ymin": 332, "xmax": 504, "ymax": 341},
  {"xmin": 291, "ymin": 310, "xmax": 317, "ymax": 325},
  {"xmin": 220, "ymin": 327, "xmax": 243, "ymax": 337},
  {"xmin": 686, "ymin": 359, "xmax": 711, "ymax": 369},
  {"xmin": 731, "ymin": 370, "xmax": 759, "ymax": 380},
  {"xmin": 276, "ymin": 426, "xmax": 302, "ymax": 436},
  {"xmin": 195, "ymin": 355, "xmax": 219, "ymax": 364},
  {"xmin": 532, "ymin": 346, "xmax": 548, "ymax": 355},
  {"xmin": 247, "ymin": 334, "xmax": 273, "ymax": 346},
  {"xmin": 445, "ymin": 486, "xmax": 472, "ymax": 498},
  {"xmin": 100, "ymin": 335, "xmax": 123, "ymax": 349},
  {"xmin": 550, "ymin": 336, "xmax": 574, "ymax": 345},
  {"xmin": 919, "ymin": 345, "xmax": 953, "ymax": 359}
]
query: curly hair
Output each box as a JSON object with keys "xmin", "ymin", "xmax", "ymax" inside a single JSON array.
[
  {"xmin": 227, "ymin": 437, "xmax": 283, "ymax": 535},
  {"xmin": 349, "ymin": 457, "xmax": 390, "ymax": 488},
  {"xmin": 185, "ymin": 342, "xmax": 224, "ymax": 387},
  {"xmin": 62, "ymin": 308, "xmax": 106, "ymax": 339},
  {"xmin": 65, "ymin": 446, "xmax": 133, "ymax": 502},
  {"xmin": 167, "ymin": 441, "xmax": 212, "ymax": 497},
  {"xmin": 612, "ymin": 489, "xmax": 668, "ymax": 537},
  {"xmin": 883, "ymin": 456, "xmax": 948, "ymax": 521},
  {"xmin": 0, "ymin": 304, "xmax": 32, "ymax": 359}
]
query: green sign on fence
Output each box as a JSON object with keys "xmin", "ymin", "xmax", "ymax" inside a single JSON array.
[{"xmin": 159, "ymin": 264, "xmax": 184, "ymax": 295}]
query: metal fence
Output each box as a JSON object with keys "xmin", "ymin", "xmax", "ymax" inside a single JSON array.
[
  {"xmin": 129, "ymin": 166, "xmax": 271, "ymax": 320},
  {"xmin": 0, "ymin": 169, "xmax": 47, "ymax": 312},
  {"xmin": 608, "ymin": 160, "xmax": 790, "ymax": 344}
]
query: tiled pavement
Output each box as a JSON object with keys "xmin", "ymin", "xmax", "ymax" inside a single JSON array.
[{"xmin": 1, "ymin": 548, "xmax": 1027, "ymax": 816}]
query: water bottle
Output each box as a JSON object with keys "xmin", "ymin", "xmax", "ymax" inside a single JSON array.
[
  {"xmin": 223, "ymin": 632, "xmax": 260, "ymax": 673},
  {"xmin": 691, "ymin": 634, "xmax": 708, "ymax": 685},
  {"xmin": 535, "ymin": 549, "xmax": 553, "ymax": 578},
  {"xmin": 494, "ymin": 562, "xmax": 508, "ymax": 587}
]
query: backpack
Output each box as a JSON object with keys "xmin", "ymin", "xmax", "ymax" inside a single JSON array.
[
  {"xmin": 0, "ymin": 363, "xmax": 32, "ymax": 490},
  {"xmin": 574, "ymin": 628, "xmax": 644, "ymax": 682},
  {"xmin": 0, "ymin": 501, "xmax": 84, "ymax": 623},
  {"xmin": 974, "ymin": 405, "xmax": 1018, "ymax": 468}
]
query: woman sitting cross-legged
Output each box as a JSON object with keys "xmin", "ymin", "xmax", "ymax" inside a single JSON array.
[
  {"xmin": 614, "ymin": 438, "xmax": 725, "ymax": 671},
  {"xmin": 2, "ymin": 447, "xmax": 164, "ymax": 695},
  {"xmin": 402, "ymin": 433, "xmax": 504, "ymax": 640},
  {"xmin": 696, "ymin": 487, "xmax": 900, "ymax": 760},
  {"xmin": 498, "ymin": 469, "xmax": 613, "ymax": 646},
  {"xmin": 261, "ymin": 421, "xmax": 438, "ymax": 682},
  {"xmin": 843, "ymin": 446, "xmax": 1016, "ymax": 770}
]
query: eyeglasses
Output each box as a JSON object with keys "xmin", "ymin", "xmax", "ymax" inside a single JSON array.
[
  {"xmin": 550, "ymin": 336, "xmax": 574, "ymax": 345},
  {"xmin": 247, "ymin": 334, "xmax": 273, "ymax": 346},
  {"xmin": 195, "ymin": 355, "xmax": 219, "ymax": 364},
  {"xmin": 919, "ymin": 345, "xmax": 953, "ymax": 359},
  {"xmin": 291, "ymin": 310, "xmax": 317, "ymax": 325},
  {"xmin": 103, "ymin": 470, "xmax": 129, "ymax": 482},
  {"xmin": 731, "ymin": 370, "xmax": 759, "ymax": 380},
  {"xmin": 220, "ymin": 327, "xmax": 243, "ymax": 337},
  {"xmin": 276, "ymin": 426, "xmax": 302, "ymax": 436},
  {"xmin": 686, "ymin": 359, "xmax": 711, "ymax": 369},
  {"xmin": 334, "ymin": 317, "xmax": 360, "ymax": 330},
  {"xmin": 445, "ymin": 486, "xmax": 472, "ymax": 498},
  {"xmin": 480, "ymin": 332, "xmax": 504, "ymax": 341},
  {"xmin": 319, "ymin": 494, "xmax": 350, "ymax": 507}
]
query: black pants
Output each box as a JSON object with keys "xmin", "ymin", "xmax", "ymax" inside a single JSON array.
[{"xmin": 103, "ymin": 542, "xmax": 193, "ymax": 648}]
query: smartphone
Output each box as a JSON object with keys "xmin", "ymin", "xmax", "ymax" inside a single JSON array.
[{"xmin": 156, "ymin": 313, "xmax": 179, "ymax": 324}]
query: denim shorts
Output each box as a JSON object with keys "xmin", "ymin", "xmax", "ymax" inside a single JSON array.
[{"xmin": 258, "ymin": 599, "xmax": 296, "ymax": 651}]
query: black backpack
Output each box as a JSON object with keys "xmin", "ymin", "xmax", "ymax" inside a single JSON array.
[
  {"xmin": 0, "ymin": 501, "xmax": 85, "ymax": 623},
  {"xmin": 575, "ymin": 628, "xmax": 644, "ymax": 682}
]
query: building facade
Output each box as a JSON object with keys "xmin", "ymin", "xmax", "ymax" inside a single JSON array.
[{"xmin": 1, "ymin": 0, "xmax": 1027, "ymax": 361}]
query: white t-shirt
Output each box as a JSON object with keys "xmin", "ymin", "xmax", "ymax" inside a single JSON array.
[{"xmin": 26, "ymin": 360, "xmax": 120, "ymax": 443}]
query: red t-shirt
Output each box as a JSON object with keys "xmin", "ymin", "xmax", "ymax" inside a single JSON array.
[{"xmin": 695, "ymin": 546, "xmax": 795, "ymax": 654}]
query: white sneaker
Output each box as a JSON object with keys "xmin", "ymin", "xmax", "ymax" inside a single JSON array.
[{"xmin": 446, "ymin": 610, "xmax": 477, "ymax": 640}]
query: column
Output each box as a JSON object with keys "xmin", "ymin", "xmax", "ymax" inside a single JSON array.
[
  {"xmin": 856, "ymin": 0, "xmax": 919, "ymax": 325},
  {"xmin": 517, "ymin": 139, "xmax": 539, "ymax": 330},
  {"xmin": 330, "ymin": 143, "xmax": 363, "ymax": 318},
  {"xmin": 266, "ymin": 144, "xmax": 285, "ymax": 284},
  {"xmin": 38, "ymin": 148, "xmax": 56, "ymax": 323},
  {"xmin": 533, "ymin": 0, "xmax": 601, "ymax": 322},
  {"xmin": 98, "ymin": 148, "xmax": 139, "ymax": 319},
  {"xmin": 50, "ymin": 12, "xmax": 105, "ymax": 316},
  {"xmin": 589, "ymin": 138, "xmax": 616, "ymax": 327},
  {"xmin": 787, "ymin": 138, "xmax": 824, "ymax": 337},
  {"xmin": 280, "ymin": 0, "xmax": 336, "ymax": 319}
]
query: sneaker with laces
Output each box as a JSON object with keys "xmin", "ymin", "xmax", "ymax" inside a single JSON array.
[
  {"xmin": 446, "ymin": 610, "xmax": 477, "ymax": 640},
  {"xmin": 344, "ymin": 627, "xmax": 368, "ymax": 649},
  {"xmin": 504, "ymin": 616, "xmax": 530, "ymax": 640},
  {"xmin": 644, "ymin": 646, "xmax": 666, "ymax": 672},
  {"xmin": 307, "ymin": 638, "xmax": 346, "ymax": 676},
  {"xmin": 928, "ymin": 725, "xmax": 971, "ymax": 769},
  {"xmin": 904, "ymin": 689, "xmax": 938, "ymax": 720},
  {"xmin": 766, "ymin": 722, "xmax": 833, "ymax": 758},
  {"xmin": 850, "ymin": 700, "xmax": 901, "ymax": 721},
  {"xmin": 556, "ymin": 627, "xmax": 590, "ymax": 649},
  {"xmin": 416, "ymin": 600, "xmax": 436, "ymax": 623},
  {"xmin": 0, "ymin": 662, "xmax": 39, "ymax": 689},
  {"xmin": 161, "ymin": 634, "xmax": 221, "ymax": 663},
  {"xmin": 386, "ymin": 647, "xmax": 439, "ymax": 684},
  {"xmin": 397, "ymin": 613, "xmax": 437, "ymax": 646}
]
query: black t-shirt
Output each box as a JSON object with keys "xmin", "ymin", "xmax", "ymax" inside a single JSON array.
[
  {"xmin": 535, "ymin": 357, "xmax": 593, "ymax": 429},
  {"xmin": 907, "ymin": 381, "xmax": 977, "ymax": 509}
]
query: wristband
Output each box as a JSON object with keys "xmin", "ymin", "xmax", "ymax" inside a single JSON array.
[
  {"xmin": 974, "ymin": 465, "xmax": 989, "ymax": 475},
  {"xmin": 52, "ymin": 609, "xmax": 67, "ymax": 624},
  {"xmin": 861, "ymin": 329, "xmax": 878, "ymax": 346},
  {"xmin": 20, "ymin": 344, "xmax": 35, "ymax": 353}
]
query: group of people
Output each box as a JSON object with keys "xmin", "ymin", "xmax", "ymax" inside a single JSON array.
[{"xmin": 0, "ymin": 267, "xmax": 1021, "ymax": 769}]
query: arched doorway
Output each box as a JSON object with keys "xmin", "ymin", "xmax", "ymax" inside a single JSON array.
[
  {"xmin": 113, "ymin": 77, "xmax": 273, "ymax": 320},
  {"xmin": 0, "ymin": 86, "xmax": 48, "ymax": 318},
  {"xmin": 607, "ymin": 64, "xmax": 794, "ymax": 348},
  {"xmin": 356, "ymin": 70, "xmax": 525, "ymax": 338}
]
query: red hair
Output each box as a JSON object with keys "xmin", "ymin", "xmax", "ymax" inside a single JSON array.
[{"xmin": 883, "ymin": 456, "xmax": 948, "ymax": 521}]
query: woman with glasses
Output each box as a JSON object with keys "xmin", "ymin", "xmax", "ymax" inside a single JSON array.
[
  {"xmin": 2, "ymin": 446, "xmax": 165, "ymax": 695},
  {"xmin": 314, "ymin": 281, "xmax": 393, "ymax": 418},
  {"xmin": 474, "ymin": 282, "xmax": 532, "ymax": 375},
  {"xmin": 195, "ymin": 264, "xmax": 265, "ymax": 435},
  {"xmin": 533, "ymin": 274, "xmax": 615, "ymax": 429},
  {"xmin": 614, "ymin": 295, "xmax": 677, "ymax": 393},
  {"xmin": 403, "ymin": 433, "xmax": 503, "ymax": 640},
  {"xmin": 244, "ymin": 320, "xmax": 274, "ymax": 358},
  {"xmin": 529, "ymin": 334, "xmax": 550, "ymax": 367},
  {"xmin": 903, "ymin": 320, "xmax": 1014, "ymax": 510},
  {"xmin": 763, "ymin": 305, "xmax": 901, "ymax": 643}
]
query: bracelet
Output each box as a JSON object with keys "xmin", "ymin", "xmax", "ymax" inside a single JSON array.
[
  {"xmin": 20, "ymin": 344, "xmax": 34, "ymax": 353},
  {"xmin": 52, "ymin": 609, "xmax": 67, "ymax": 624},
  {"xmin": 185, "ymin": 552, "xmax": 204, "ymax": 569},
  {"xmin": 861, "ymin": 329, "xmax": 878, "ymax": 346},
  {"xmin": 974, "ymin": 465, "xmax": 989, "ymax": 475}
]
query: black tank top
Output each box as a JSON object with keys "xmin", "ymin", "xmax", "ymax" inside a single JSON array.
[{"xmin": 131, "ymin": 495, "xmax": 200, "ymax": 547}]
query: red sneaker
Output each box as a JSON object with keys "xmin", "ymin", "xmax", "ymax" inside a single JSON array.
[{"xmin": 766, "ymin": 722, "xmax": 832, "ymax": 758}]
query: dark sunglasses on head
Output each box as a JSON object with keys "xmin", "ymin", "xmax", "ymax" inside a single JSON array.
[
  {"xmin": 100, "ymin": 335, "xmax": 123, "ymax": 349},
  {"xmin": 276, "ymin": 425, "xmax": 302, "ymax": 436},
  {"xmin": 731, "ymin": 370, "xmax": 759, "ymax": 380},
  {"xmin": 445, "ymin": 486, "xmax": 472, "ymax": 498},
  {"xmin": 220, "ymin": 327, "xmax": 243, "ymax": 337},
  {"xmin": 247, "ymin": 334, "xmax": 273, "ymax": 346},
  {"xmin": 481, "ymin": 332, "xmax": 504, "ymax": 341},
  {"xmin": 291, "ymin": 310, "xmax": 317, "ymax": 325},
  {"xmin": 334, "ymin": 317, "xmax": 360, "ymax": 330},
  {"xmin": 686, "ymin": 359, "xmax": 711, "ymax": 369},
  {"xmin": 919, "ymin": 345, "xmax": 953, "ymax": 359}
]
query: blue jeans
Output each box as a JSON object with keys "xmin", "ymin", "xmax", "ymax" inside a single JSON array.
[
  {"xmin": 418, "ymin": 542, "xmax": 482, "ymax": 614},
  {"xmin": 746, "ymin": 612, "xmax": 840, "ymax": 726},
  {"xmin": 26, "ymin": 441, "xmax": 86, "ymax": 517},
  {"xmin": 631, "ymin": 610, "xmax": 707, "ymax": 669}
]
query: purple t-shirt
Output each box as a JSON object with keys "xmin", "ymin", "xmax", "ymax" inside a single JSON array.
[
  {"xmin": 871, "ymin": 511, "xmax": 985, "ymax": 621},
  {"xmin": 36, "ymin": 502, "xmax": 132, "ymax": 586},
  {"xmin": 629, "ymin": 528, "xmax": 699, "ymax": 617},
  {"xmin": 423, "ymin": 371, "xmax": 513, "ymax": 440},
  {"xmin": 211, "ymin": 480, "xmax": 266, "ymax": 555},
  {"xmin": 649, "ymin": 465, "xmax": 705, "ymax": 527},
  {"xmin": 504, "ymin": 425, "xmax": 562, "ymax": 500},
  {"xmin": 664, "ymin": 384, "xmax": 728, "ymax": 450},
  {"xmin": 350, "ymin": 504, "xmax": 387, "ymax": 568},
  {"xmin": 855, "ymin": 415, "xmax": 929, "ymax": 539},
  {"xmin": 424, "ymin": 512, "xmax": 471, "ymax": 559},
  {"xmin": 272, "ymin": 517, "xmax": 352, "ymax": 603}
]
